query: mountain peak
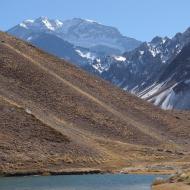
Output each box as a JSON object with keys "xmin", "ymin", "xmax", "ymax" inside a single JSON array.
[
  {"xmin": 35, "ymin": 16, "xmax": 49, "ymax": 21},
  {"xmin": 19, "ymin": 17, "xmax": 63, "ymax": 31},
  {"xmin": 150, "ymin": 36, "xmax": 168, "ymax": 45}
]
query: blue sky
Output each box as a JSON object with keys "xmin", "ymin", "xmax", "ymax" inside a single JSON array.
[{"xmin": 1, "ymin": 0, "xmax": 190, "ymax": 41}]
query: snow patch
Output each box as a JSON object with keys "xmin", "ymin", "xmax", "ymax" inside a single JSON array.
[
  {"xmin": 147, "ymin": 43, "xmax": 161, "ymax": 57},
  {"xmin": 92, "ymin": 62, "xmax": 104, "ymax": 73},
  {"xmin": 114, "ymin": 56, "xmax": 126, "ymax": 62},
  {"xmin": 27, "ymin": 36, "xmax": 33, "ymax": 41},
  {"xmin": 42, "ymin": 18, "xmax": 55, "ymax": 31},
  {"xmin": 161, "ymin": 90, "xmax": 175, "ymax": 110},
  {"xmin": 55, "ymin": 19, "xmax": 63, "ymax": 27},
  {"xmin": 19, "ymin": 23, "xmax": 28, "ymax": 29},
  {"xmin": 25, "ymin": 19, "xmax": 34, "ymax": 23},
  {"xmin": 162, "ymin": 38, "xmax": 166, "ymax": 44},
  {"xmin": 96, "ymin": 58, "xmax": 101, "ymax": 63},
  {"xmin": 75, "ymin": 49, "xmax": 95, "ymax": 60},
  {"xmin": 85, "ymin": 19, "xmax": 97, "ymax": 23},
  {"xmin": 130, "ymin": 85, "xmax": 139, "ymax": 94},
  {"xmin": 140, "ymin": 82, "xmax": 164, "ymax": 99}
]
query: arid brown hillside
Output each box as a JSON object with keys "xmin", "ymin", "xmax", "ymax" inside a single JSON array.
[{"xmin": 0, "ymin": 31, "xmax": 190, "ymax": 175}]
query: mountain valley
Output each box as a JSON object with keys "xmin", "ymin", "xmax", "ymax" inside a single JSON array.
[
  {"xmin": 8, "ymin": 17, "xmax": 190, "ymax": 110},
  {"xmin": 0, "ymin": 32, "xmax": 190, "ymax": 175}
]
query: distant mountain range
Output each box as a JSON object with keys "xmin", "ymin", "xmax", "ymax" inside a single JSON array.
[
  {"xmin": 7, "ymin": 17, "xmax": 190, "ymax": 110},
  {"xmin": 8, "ymin": 17, "xmax": 141, "ymax": 55}
]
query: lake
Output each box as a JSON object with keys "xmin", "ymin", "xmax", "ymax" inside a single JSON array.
[{"xmin": 0, "ymin": 174, "xmax": 168, "ymax": 190}]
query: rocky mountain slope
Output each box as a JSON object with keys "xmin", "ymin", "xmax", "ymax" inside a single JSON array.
[
  {"xmin": 141, "ymin": 43, "xmax": 190, "ymax": 110},
  {"xmin": 0, "ymin": 32, "xmax": 190, "ymax": 175},
  {"xmin": 102, "ymin": 28, "xmax": 190, "ymax": 92},
  {"xmin": 97, "ymin": 27, "xmax": 190, "ymax": 110}
]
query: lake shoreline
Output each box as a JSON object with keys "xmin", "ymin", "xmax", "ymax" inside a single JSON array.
[
  {"xmin": 0, "ymin": 168, "xmax": 174, "ymax": 178},
  {"xmin": 0, "ymin": 168, "xmax": 104, "ymax": 177},
  {"xmin": 1, "ymin": 169, "xmax": 189, "ymax": 190}
]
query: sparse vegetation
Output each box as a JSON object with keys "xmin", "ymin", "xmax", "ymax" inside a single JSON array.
[{"xmin": 0, "ymin": 31, "xmax": 190, "ymax": 176}]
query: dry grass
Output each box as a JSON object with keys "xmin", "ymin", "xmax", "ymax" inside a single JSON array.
[{"xmin": 152, "ymin": 178, "xmax": 167, "ymax": 186}]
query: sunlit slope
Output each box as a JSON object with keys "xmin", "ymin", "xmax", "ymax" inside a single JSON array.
[{"xmin": 0, "ymin": 32, "xmax": 190, "ymax": 174}]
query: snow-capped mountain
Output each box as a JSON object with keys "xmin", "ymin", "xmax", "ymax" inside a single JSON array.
[
  {"xmin": 17, "ymin": 17, "xmax": 63, "ymax": 32},
  {"xmin": 98, "ymin": 27, "xmax": 190, "ymax": 109},
  {"xmin": 7, "ymin": 17, "xmax": 190, "ymax": 110},
  {"xmin": 8, "ymin": 17, "xmax": 141, "ymax": 55}
]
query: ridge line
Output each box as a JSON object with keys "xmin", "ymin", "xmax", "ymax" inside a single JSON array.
[{"xmin": 2, "ymin": 42, "xmax": 167, "ymax": 142}]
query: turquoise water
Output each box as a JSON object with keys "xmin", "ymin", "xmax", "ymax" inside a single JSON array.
[{"xmin": 0, "ymin": 174, "xmax": 168, "ymax": 190}]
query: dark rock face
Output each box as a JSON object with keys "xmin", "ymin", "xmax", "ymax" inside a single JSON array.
[
  {"xmin": 148, "ymin": 43, "xmax": 190, "ymax": 110},
  {"xmin": 97, "ymin": 28, "xmax": 190, "ymax": 110}
]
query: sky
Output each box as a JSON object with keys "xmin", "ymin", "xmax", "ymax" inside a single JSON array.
[{"xmin": 1, "ymin": 0, "xmax": 190, "ymax": 41}]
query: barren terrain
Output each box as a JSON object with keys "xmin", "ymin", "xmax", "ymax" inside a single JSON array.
[{"xmin": 0, "ymin": 32, "xmax": 190, "ymax": 176}]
